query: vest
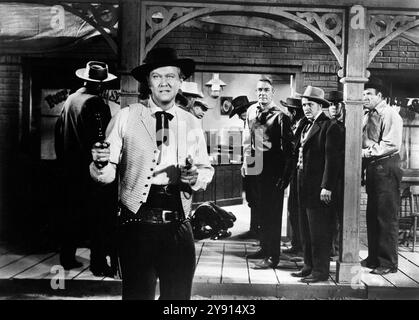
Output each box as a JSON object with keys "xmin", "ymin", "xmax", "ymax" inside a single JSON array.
[{"xmin": 118, "ymin": 103, "xmax": 193, "ymax": 215}]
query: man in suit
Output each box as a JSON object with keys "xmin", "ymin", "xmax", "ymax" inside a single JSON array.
[
  {"xmin": 242, "ymin": 76, "xmax": 294, "ymax": 269},
  {"xmin": 55, "ymin": 61, "xmax": 118, "ymax": 276},
  {"xmin": 361, "ymin": 79, "xmax": 403, "ymax": 275},
  {"xmin": 89, "ymin": 47, "xmax": 214, "ymax": 299},
  {"xmin": 290, "ymin": 86, "xmax": 344, "ymax": 283}
]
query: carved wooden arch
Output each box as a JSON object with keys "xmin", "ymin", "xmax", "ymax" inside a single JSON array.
[
  {"xmin": 60, "ymin": 3, "xmax": 118, "ymax": 55},
  {"xmin": 368, "ymin": 18, "xmax": 419, "ymax": 65},
  {"xmin": 144, "ymin": 6, "xmax": 344, "ymax": 67}
]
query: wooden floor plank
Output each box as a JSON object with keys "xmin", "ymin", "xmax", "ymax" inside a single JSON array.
[
  {"xmin": 222, "ymin": 244, "xmax": 248, "ymax": 284},
  {"xmin": 194, "ymin": 242, "xmax": 223, "ymax": 283},
  {"xmin": 14, "ymin": 253, "xmax": 60, "ymax": 279},
  {"xmin": 399, "ymin": 250, "xmax": 419, "ymax": 267},
  {"xmin": 0, "ymin": 253, "xmax": 26, "ymax": 270},
  {"xmin": 393, "ymin": 255, "xmax": 419, "ymax": 286},
  {"xmin": 0, "ymin": 253, "xmax": 56, "ymax": 279}
]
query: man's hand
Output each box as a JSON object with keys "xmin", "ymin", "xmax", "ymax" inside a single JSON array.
[
  {"xmin": 362, "ymin": 148, "xmax": 372, "ymax": 158},
  {"xmin": 241, "ymin": 164, "xmax": 247, "ymax": 178},
  {"xmin": 92, "ymin": 142, "xmax": 110, "ymax": 168},
  {"xmin": 320, "ymin": 188, "xmax": 332, "ymax": 205},
  {"xmin": 180, "ymin": 164, "xmax": 198, "ymax": 186}
]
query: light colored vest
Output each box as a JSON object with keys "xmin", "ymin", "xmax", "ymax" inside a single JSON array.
[{"xmin": 119, "ymin": 103, "xmax": 193, "ymax": 215}]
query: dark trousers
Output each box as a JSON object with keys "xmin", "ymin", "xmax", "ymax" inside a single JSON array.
[
  {"xmin": 331, "ymin": 179, "xmax": 343, "ymax": 257},
  {"xmin": 365, "ymin": 155, "xmax": 402, "ymax": 269},
  {"xmin": 118, "ymin": 219, "xmax": 195, "ymax": 300},
  {"xmin": 297, "ymin": 169, "xmax": 334, "ymax": 277},
  {"xmin": 288, "ymin": 172, "xmax": 302, "ymax": 251},
  {"xmin": 88, "ymin": 182, "xmax": 118, "ymax": 272},
  {"xmin": 255, "ymin": 154, "xmax": 285, "ymax": 259},
  {"xmin": 243, "ymin": 174, "xmax": 259, "ymax": 233}
]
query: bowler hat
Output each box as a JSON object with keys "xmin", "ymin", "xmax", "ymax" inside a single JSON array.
[
  {"xmin": 280, "ymin": 97, "xmax": 302, "ymax": 109},
  {"xmin": 76, "ymin": 61, "xmax": 117, "ymax": 82},
  {"xmin": 328, "ymin": 91, "xmax": 343, "ymax": 104},
  {"xmin": 131, "ymin": 47, "xmax": 195, "ymax": 82},
  {"xmin": 301, "ymin": 85, "xmax": 330, "ymax": 107},
  {"xmin": 229, "ymin": 96, "xmax": 256, "ymax": 118}
]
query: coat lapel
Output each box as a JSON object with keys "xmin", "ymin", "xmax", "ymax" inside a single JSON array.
[{"xmin": 304, "ymin": 112, "xmax": 327, "ymax": 144}]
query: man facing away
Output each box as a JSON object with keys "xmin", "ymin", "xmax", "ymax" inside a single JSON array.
[
  {"xmin": 89, "ymin": 47, "xmax": 214, "ymax": 299},
  {"xmin": 55, "ymin": 61, "xmax": 118, "ymax": 277}
]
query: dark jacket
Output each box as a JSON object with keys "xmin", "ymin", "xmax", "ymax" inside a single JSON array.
[{"xmin": 295, "ymin": 112, "xmax": 344, "ymax": 208}]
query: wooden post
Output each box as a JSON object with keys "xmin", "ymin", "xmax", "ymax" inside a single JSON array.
[
  {"xmin": 336, "ymin": 5, "xmax": 369, "ymax": 283},
  {"xmin": 119, "ymin": 0, "xmax": 141, "ymax": 108}
]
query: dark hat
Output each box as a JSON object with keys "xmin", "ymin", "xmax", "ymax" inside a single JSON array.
[
  {"xmin": 328, "ymin": 91, "xmax": 343, "ymax": 104},
  {"xmin": 131, "ymin": 47, "xmax": 195, "ymax": 82},
  {"xmin": 75, "ymin": 61, "xmax": 117, "ymax": 82},
  {"xmin": 229, "ymin": 96, "xmax": 256, "ymax": 118},
  {"xmin": 280, "ymin": 97, "xmax": 302, "ymax": 109},
  {"xmin": 176, "ymin": 92, "xmax": 189, "ymax": 108},
  {"xmin": 301, "ymin": 85, "xmax": 330, "ymax": 107},
  {"xmin": 364, "ymin": 77, "xmax": 388, "ymax": 96},
  {"xmin": 194, "ymin": 99, "xmax": 213, "ymax": 109}
]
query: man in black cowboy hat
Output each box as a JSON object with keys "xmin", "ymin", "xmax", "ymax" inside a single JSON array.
[
  {"xmin": 280, "ymin": 97, "xmax": 304, "ymax": 257},
  {"xmin": 361, "ymin": 78, "xmax": 403, "ymax": 275},
  {"xmin": 242, "ymin": 77, "xmax": 294, "ymax": 269},
  {"xmin": 55, "ymin": 61, "xmax": 118, "ymax": 276},
  {"xmin": 230, "ymin": 96, "xmax": 259, "ymax": 239},
  {"xmin": 89, "ymin": 47, "xmax": 214, "ymax": 300},
  {"xmin": 290, "ymin": 86, "xmax": 344, "ymax": 283},
  {"xmin": 327, "ymin": 90, "xmax": 345, "ymax": 259}
]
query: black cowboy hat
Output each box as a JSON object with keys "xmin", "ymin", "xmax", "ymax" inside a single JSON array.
[
  {"xmin": 327, "ymin": 90, "xmax": 343, "ymax": 104},
  {"xmin": 76, "ymin": 61, "xmax": 117, "ymax": 82},
  {"xmin": 364, "ymin": 77, "xmax": 388, "ymax": 96},
  {"xmin": 131, "ymin": 47, "xmax": 195, "ymax": 82},
  {"xmin": 280, "ymin": 97, "xmax": 302, "ymax": 109},
  {"xmin": 229, "ymin": 96, "xmax": 256, "ymax": 118}
]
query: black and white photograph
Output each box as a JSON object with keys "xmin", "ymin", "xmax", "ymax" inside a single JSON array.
[{"xmin": 0, "ymin": 0, "xmax": 418, "ymax": 305}]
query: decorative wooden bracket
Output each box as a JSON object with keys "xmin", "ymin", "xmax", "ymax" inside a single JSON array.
[
  {"xmin": 368, "ymin": 11, "xmax": 419, "ymax": 65},
  {"xmin": 143, "ymin": 3, "xmax": 345, "ymax": 67},
  {"xmin": 61, "ymin": 2, "xmax": 119, "ymax": 54}
]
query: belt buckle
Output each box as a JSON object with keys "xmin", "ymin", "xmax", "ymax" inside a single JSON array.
[{"xmin": 161, "ymin": 210, "xmax": 172, "ymax": 223}]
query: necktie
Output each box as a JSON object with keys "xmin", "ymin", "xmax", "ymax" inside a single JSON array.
[
  {"xmin": 302, "ymin": 120, "xmax": 313, "ymax": 136},
  {"xmin": 256, "ymin": 106, "xmax": 273, "ymax": 124},
  {"xmin": 155, "ymin": 111, "xmax": 174, "ymax": 147}
]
